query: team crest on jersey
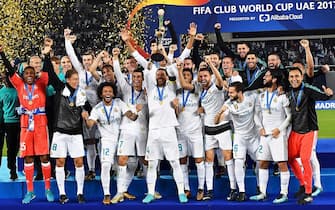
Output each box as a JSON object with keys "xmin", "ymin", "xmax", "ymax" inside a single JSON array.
[
  {"xmin": 274, "ymin": 97, "xmax": 277, "ymax": 103},
  {"xmin": 249, "ymin": 102, "xmax": 252, "ymax": 107},
  {"xmin": 114, "ymin": 108, "xmax": 118, "ymax": 112}
]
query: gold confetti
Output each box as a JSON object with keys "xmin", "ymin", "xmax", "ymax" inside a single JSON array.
[{"xmin": 0, "ymin": 0, "xmax": 150, "ymax": 66}]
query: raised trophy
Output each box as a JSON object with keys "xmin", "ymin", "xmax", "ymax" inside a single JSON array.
[{"xmin": 151, "ymin": 8, "xmax": 166, "ymax": 62}]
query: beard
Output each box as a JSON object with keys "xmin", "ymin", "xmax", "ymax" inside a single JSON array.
[
  {"xmin": 264, "ymin": 81, "xmax": 273, "ymax": 88},
  {"xmin": 230, "ymin": 95, "xmax": 239, "ymax": 101}
]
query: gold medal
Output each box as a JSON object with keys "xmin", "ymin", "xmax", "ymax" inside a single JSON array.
[
  {"xmin": 28, "ymin": 100, "xmax": 33, "ymax": 105},
  {"xmin": 268, "ymin": 109, "xmax": 271, "ymax": 114},
  {"xmin": 181, "ymin": 107, "xmax": 185, "ymax": 112},
  {"xmin": 159, "ymin": 100, "xmax": 163, "ymax": 105},
  {"xmin": 295, "ymin": 107, "xmax": 299, "ymax": 112},
  {"xmin": 85, "ymin": 86, "xmax": 89, "ymax": 89},
  {"xmin": 69, "ymin": 102, "xmax": 74, "ymax": 107}
]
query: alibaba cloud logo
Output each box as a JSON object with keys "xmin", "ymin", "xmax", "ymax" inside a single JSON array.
[{"xmin": 259, "ymin": 14, "xmax": 270, "ymax": 22}]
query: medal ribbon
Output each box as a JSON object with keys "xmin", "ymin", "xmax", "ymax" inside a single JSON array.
[
  {"xmin": 131, "ymin": 87, "xmax": 142, "ymax": 105},
  {"xmin": 85, "ymin": 71, "xmax": 93, "ymax": 86},
  {"xmin": 157, "ymin": 86, "xmax": 164, "ymax": 103},
  {"xmin": 182, "ymin": 89, "xmax": 191, "ymax": 109},
  {"xmin": 266, "ymin": 90, "xmax": 277, "ymax": 112},
  {"xmin": 291, "ymin": 82, "xmax": 304, "ymax": 111},
  {"xmin": 24, "ymin": 83, "xmax": 35, "ymax": 104},
  {"xmin": 69, "ymin": 87, "xmax": 79, "ymax": 105},
  {"xmin": 103, "ymin": 100, "xmax": 114, "ymax": 124}
]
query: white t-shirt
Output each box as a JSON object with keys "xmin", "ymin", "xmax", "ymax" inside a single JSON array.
[
  {"xmin": 257, "ymin": 90, "xmax": 290, "ymax": 135},
  {"xmin": 112, "ymin": 60, "xmax": 148, "ymax": 133},
  {"xmin": 89, "ymin": 99, "xmax": 129, "ymax": 137},
  {"xmin": 196, "ymin": 82, "xmax": 227, "ymax": 127},
  {"xmin": 176, "ymin": 89, "xmax": 202, "ymax": 132},
  {"xmin": 225, "ymin": 93, "xmax": 257, "ymax": 136}
]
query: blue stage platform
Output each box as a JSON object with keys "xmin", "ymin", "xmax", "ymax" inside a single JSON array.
[{"xmin": 1, "ymin": 138, "xmax": 335, "ymax": 210}]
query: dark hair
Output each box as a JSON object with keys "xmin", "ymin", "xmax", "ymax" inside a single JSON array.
[
  {"xmin": 236, "ymin": 42, "xmax": 251, "ymax": 49},
  {"xmin": 182, "ymin": 68, "xmax": 193, "ymax": 80},
  {"xmin": 82, "ymin": 50, "xmax": 95, "ymax": 59},
  {"xmin": 288, "ymin": 66, "xmax": 303, "ymax": 75},
  {"xmin": 223, "ymin": 55, "xmax": 234, "ymax": 62},
  {"xmin": 65, "ymin": 69, "xmax": 78, "ymax": 79},
  {"xmin": 246, "ymin": 50, "xmax": 258, "ymax": 57},
  {"xmin": 126, "ymin": 55, "xmax": 135, "ymax": 60},
  {"xmin": 23, "ymin": 65, "xmax": 35, "ymax": 72},
  {"xmin": 97, "ymin": 82, "xmax": 117, "ymax": 100},
  {"xmin": 268, "ymin": 69, "xmax": 283, "ymax": 86},
  {"xmin": 157, "ymin": 67, "xmax": 168, "ymax": 75},
  {"xmin": 267, "ymin": 52, "xmax": 281, "ymax": 59},
  {"xmin": 133, "ymin": 69, "xmax": 144, "ymax": 79},
  {"xmin": 198, "ymin": 67, "xmax": 212, "ymax": 74},
  {"xmin": 102, "ymin": 64, "xmax": 114, "ymax": 72},
  {"xmin": 229, "ymin": 81, "xmax": 244, "ymax": 93}
]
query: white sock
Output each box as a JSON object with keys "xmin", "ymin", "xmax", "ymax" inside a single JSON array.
[
  {"xmin": 235, "ymin": 159, "xmax": 245, "ymax": 192},
  {"xmin": 311, "ymin": 151, "xmax": 322, "ymax": 188},
  {"xmin": 226, "ymin": 159, "xmax": 236, "ymax": 190},
  {"xmin": 146, "ymin": 160, "xmax": 158, "ymax": 195},
  {"xmin": 205, "ymin": 162, "xmax": 214, "ymax": 191},
  {"xmin": 75, "ymin": 166, "xmax": 85, "ymax": 195},
  {"xmin": 254, "ymin": 161, "xmax": 260, "ymax": 186},
  {"xmin": 181, "ymin": 164, "xmax": 190, "ymax": 191},
  {"xmin": 86, "ymin": 144, "xmax": 97, "ymax": 172},
  {"xmin": 258, "ymin": 168, "xmax": 269, "ymax": 194},
  {"xmin": 125, "ymin": 157, "xmax": 137, "ymax": 190},
  {"xmin": 117, "ymin": 165, "xmax": 127, "ymax": 193},
  {"xmin": 101, "ymin": 162, "xmax": 111, "ymax": 195},
  {"xmin": 196, "ymin": 161, "xmax": 205, "ymax": 190},
  {"xmin": 169, "ymin": 160, "xmax": 184, "ymax": 195},
  {"xmin": 55, "ymin": 166, "xmax": 65, "ymax": 195},
  {"xmin": 280, "ymin": 171, "xmax": 290, "ymax": 195}
]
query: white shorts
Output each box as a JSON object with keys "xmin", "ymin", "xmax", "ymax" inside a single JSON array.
[
  {"xmin": 257, "ymin": 134, "xmax": 288, "ymax": 162},
  {"xmin": 117, "ymin": 130, "xmax": 147, "ymax": 156},
  {"xmin": 177, "ymin": 129, "xmax": 204, "ymax": 159},
  {"xmin": 100, "ymin": 137, "xmax": 118, "ymax": 163},
  {"xmin": 50, "ymin": 132, "xmax": 85, "ymax": 158},
  {"xmin": 204, "ymin": 129, "xmax": 233, "ymax": 151},
  {"xmin": 233, "ymin": 133, "xmax": 259, "ymax": 160},
  {"xmin": 145, "ymin": 127, "xmax": 179, "ymax": 161}
]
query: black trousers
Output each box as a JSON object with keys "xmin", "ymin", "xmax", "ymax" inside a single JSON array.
[{"xmin": 3, "ymin": 123, "xmax": 20, "ymax": 172}]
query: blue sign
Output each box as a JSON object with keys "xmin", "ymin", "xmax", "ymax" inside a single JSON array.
[
  {"xmin": 146, "ymin": 0, "xmax": 335, "ymax": 35},
  {"xmin": 315, "ymin": 100, "xmax": 335, "ymax": 110}
]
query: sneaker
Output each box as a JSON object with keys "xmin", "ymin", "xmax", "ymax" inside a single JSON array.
[
  {"xmin": 196, "ymin": 189, "xmax": 204, "ymax": 201},
  {"xmin": 184, "ymin": 190, "xmax": 192, "ymax": 199},
  {"xmin": 227, "ymin": 189, "xmax": 238, "ymax": 201},
  {"xmin": 85, "ymin": 171, "xmax": 96, "ymax": 180},
  {"xmin": 294, "ymin": 185, "xmax": 305, "ymax": 198},
  {"xmin": 10, "ymin": 172, "xmax": 18, "ymax": 181},
  {"xmin": 45, "ymin": 189, "xmax": 55, "ymax": 202},
  {"xmin": 236, "ymin": 192, "xmax": 247, "ymax": 202},
  {"xmin": 154, "ymin": 191, "xmax": 162, "ymax": 199},
  {"xmin": 142, "ymin": 194, "xmax": 155, "ymax": 204},
  {"xmin": 249, "ymin": 193, "xmax": 266, "ymax": 201},
  {"xmin": 203, "ymin": 190, "xmax": 213, "ymax": 200},
  {"xmin": 77, "ymin": 194, "xmax": 85, "ymax": 204},
  {"xmin": 111, "ymin": 193, "xmax": 124, "ymax": 204},
  {"xmin": 312, "ymin": 187, "xmax": 323, "ymax": 197},
  {"xmin": 273, "ymin": 163, "xmax": 280, "ymax": 176},
  {"xmin": 123, "ymin": 191, "xmax": 136, "ymax": 200},
  {"xmin": 273, "ymin": 194, "xmax": 288, "ymax": 204},
  {"xmin": 103, "ymin": 195, "xmax": 111, "ymax": 205},
  {"xmin": 59, "ymin": 194, "xmax": 69, "ymax": 204},
  {"xmin": 297, "ymin": 194, "xmax": 313, "ymax": 205},
  {"xmin": 178, "ymin": 193, "xmax": 188, "ymax": 203},
  {"xmin": 22, "ymin": 191, "xmax": 36, "ymax": 204}
]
